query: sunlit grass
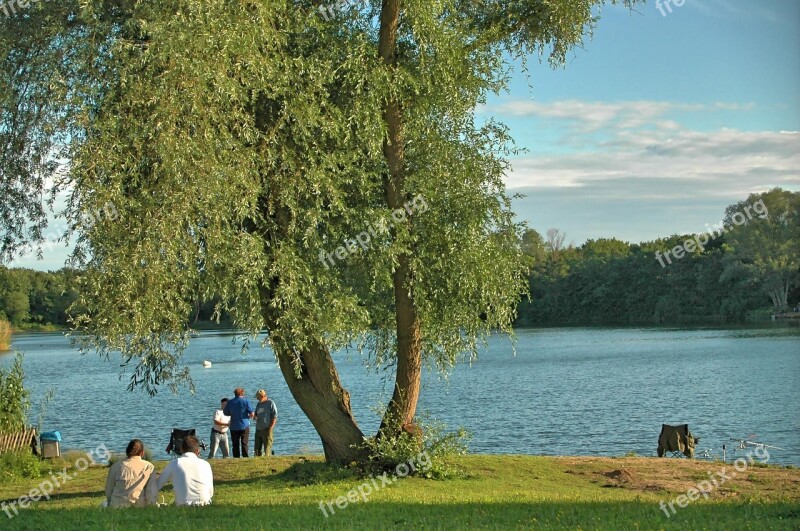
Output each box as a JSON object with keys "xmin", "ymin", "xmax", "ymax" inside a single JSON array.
[{"xmin": 1, "ymin": 455, "xmax": 798, "ymax": 529}]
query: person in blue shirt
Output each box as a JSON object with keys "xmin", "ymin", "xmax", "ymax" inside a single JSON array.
[{"xmin": 222, "ymin": 388, "xmax": 254, "ymax": 458}]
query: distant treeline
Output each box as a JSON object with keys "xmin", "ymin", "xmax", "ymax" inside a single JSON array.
[
  {"xmin": 516, "ymin": 234, "xmax": 782, "ymax": 325},
  {"xmin": 516, "ymin": 188, "xmax": 800, "ymax": 326},
  {"xmin": 0, "ymin": 268, "xmax": 81, "ymax": 329},
  {"xmin": 1, "ymin": 189, "xmax": 798, "ymax": 329},
  {"xmin": 0, "ymin": 267, "xmax": 224, "ymax": 329}
]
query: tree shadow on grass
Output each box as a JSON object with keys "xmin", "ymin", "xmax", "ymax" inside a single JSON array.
[
  {"xmin": 4, "ymin": 501, "xmax": 799, "ymax": 530},
  {"xmin": 0, "ymin": 488, "xmax": 107, "ymax": 506},
  {"xmin": 212, "ymin": 460, "xmax": 359, "ymax": 489},
  {"xmin": 2, "ymin": 461, "xmax": 355, "ymax": 506}
]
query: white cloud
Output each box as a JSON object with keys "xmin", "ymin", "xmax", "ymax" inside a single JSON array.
[
  {"xmin": 507, "ymin": 128, "xmax": 799, "ymax": 193},
  {"xmin": 481, "ymin": 98, "xmax": 797, "ymax": 200},
  {"xmin": 481, "ymin": 99, "xmax": 753, "ymax": 133},
  {"xmin": 687, "ymin": 0, "xmax": 789, "ymax": 27}
]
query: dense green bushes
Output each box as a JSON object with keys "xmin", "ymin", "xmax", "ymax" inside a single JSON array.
[
  {"xmin": 0, "ymin": 450, "xmax": 45, "ymax": 481},
  {"xmin": 0, "ymin": 354, "xmax": 44, "ymax": 483},
  {"xmin": 0, "ymin": 353, "xmax": 30, "ymax": 434}
]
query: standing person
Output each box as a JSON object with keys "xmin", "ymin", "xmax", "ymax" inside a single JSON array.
[
  {"xmin": 253, "ymin": 389, "xmax": 278, "ymax": 457},
  {"xmin": 223, "ymin": 387, "xmax": 254, "ymax": 458},
  {"xmin": 104, "ymin": 439, "xmax": 155, "ymax": 507},
  {"xmin": 156, "ymin": 435, "xmax": 214, "ymax": 506},
  {"xmin": 208, "ymin": 398, "xmax": 231, "ymax": 459}
]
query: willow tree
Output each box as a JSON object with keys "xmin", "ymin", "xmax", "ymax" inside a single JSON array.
[{"xmin": 3, "ymin": 0, "xmax": 638, "ymax": 462}]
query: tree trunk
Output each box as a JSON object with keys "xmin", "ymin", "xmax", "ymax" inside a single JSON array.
[
  {"xmin": 261, "ymin": 298, "xmax": 365, "ymax": 462},
  {"xmin": 257, "ymin": 201, "xmax": 365, "ymax": 463},
  {"xmin": 377, "ymin": 0, "xmax": 423, "ymax": 436},
  {"xmin": 782, "ymin": 279, "xmax": 789, "ymax": 311}
]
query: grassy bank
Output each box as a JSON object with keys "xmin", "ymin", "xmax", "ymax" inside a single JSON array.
[{"xmin": 1, "ymin": 454, "xmax": 798, "ymax": 529}]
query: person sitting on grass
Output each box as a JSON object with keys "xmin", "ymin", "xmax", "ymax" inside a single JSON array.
[
  {"xmin": 156, "ymin": 435, "xmax": 214, "ymax": 506},
  {"xmin": 104, "ymin": 439, "xmax": 155, "ymax": 507}
]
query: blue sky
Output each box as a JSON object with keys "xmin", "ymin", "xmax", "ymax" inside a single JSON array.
[
  {"xmin": 492, "ymin": 0, "xmax": 799, "ymax": 247},
  {"xmin": 11, "ymin": 0, "xmax": 800, "ymax": 270}
]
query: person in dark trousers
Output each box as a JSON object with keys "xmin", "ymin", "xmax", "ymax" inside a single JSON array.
[{"xmin": 223, "ymin": 388, "xmax": 254, "ymax": 458}]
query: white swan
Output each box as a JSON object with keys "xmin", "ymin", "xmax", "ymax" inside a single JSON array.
[{"xmin": 202, "ymin": 360, "xmax": 212, "ymax": 368}]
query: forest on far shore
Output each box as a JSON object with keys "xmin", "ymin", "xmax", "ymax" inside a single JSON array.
[
  {"xmin": 1, "ymin": 188, "xmax": 798, "ymax": 330},
  {"xmin": 518, "ymin": 188, "xmax": 799, "ymax": 325}
]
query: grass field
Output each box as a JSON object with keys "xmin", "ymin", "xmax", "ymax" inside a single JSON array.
[{"xmin": 1, "ymin": 453, "xmax": 798, "ymax": 530}]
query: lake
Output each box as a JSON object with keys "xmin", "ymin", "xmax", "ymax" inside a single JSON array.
[{"xmin": 2, "ymin": 326, "xmax": 799, "ymax": 465}]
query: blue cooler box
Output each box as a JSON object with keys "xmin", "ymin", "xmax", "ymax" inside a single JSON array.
[{"xmin": 40, "ymin": 431, "xmax": 62, "ymax": 458}]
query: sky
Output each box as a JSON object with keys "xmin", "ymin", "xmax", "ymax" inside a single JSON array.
[
  {"xmin": 493, "ymin": 0, "xmax": 800, "ymax": 247},
  {"xmin": 10, "ymin": 0, "xmax": 800, "ymax": 270}
]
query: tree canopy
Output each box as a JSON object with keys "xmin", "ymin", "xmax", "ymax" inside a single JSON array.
[
  {"xmin": 2, "ymin": 0, "xmax": 640, "ymax": 461},
  {"xmin": 518, "ymin": 189, "xmax": 800, "ymax": 325},
  {"xmin": 722, "ymin": 188, "xmax": 800, "ymax": 311}
]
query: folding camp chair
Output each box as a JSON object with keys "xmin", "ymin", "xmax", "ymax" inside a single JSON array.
[
  {"xmin": 657, "ymin": 424, "xmax": 698, "ymax": 458},
  {"xmin": 165, "ymin": 428, "xmax": 207, "ymax": 457}
]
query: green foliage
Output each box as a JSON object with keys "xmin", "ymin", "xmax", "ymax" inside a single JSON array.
[
  {"xmin": 0, "ymin": 318, "xmax": 10, "ymax": 351},
  {"xmin": 0, "ymin": 353, "xmax": 30, "ymax": 434},
  {"xmin": 517, "ymin": 189, "xmax": 800, "ymax": 326},
  {"xmin": 0, "ymin": 266, "xmax": 227, "ymax": 330},
  {"xmin": 360, "ymin": 415, "xmax": 470, "ymax": 479},
  {"xmin": 0, "ymin": 267, "xmax": 82, "ymax": 328},
  {"xmin": 0, "ymin": 449, "xmax": 45, "ymax": 482},
  {"xmin": 1, "ymin": 0, "xmax": 645, "ymax": 395},
  {"xmin": 0, "ymin": 0, "xmax": 112, "ymax": 262},
  {"xmin": 722, "ymin": 188, "xmax": 800, "ymax": 311}
]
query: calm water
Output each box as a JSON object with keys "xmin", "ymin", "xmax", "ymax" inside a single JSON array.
[{"xmin": 2, "ymin": 327, "xmax": 799, "ymax": 464}]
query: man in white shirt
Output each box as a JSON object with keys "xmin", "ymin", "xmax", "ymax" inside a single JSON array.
[
  {"xmin": 156, "ymin": 435, "xmax": 214, "ymax": 506},
  {"xmin": 208, "ymin": 398, "xmax": 231, "ymax": 459}
]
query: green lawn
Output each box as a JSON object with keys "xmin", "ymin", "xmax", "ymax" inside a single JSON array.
[{"xmin": 1, "ymin": 454, "xmax": 798, "ymax": 530}]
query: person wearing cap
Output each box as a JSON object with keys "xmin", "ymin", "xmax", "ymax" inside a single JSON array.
[{"xmin": 253, "ymin": 389, "xmax": 278, "ymax": 457}]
